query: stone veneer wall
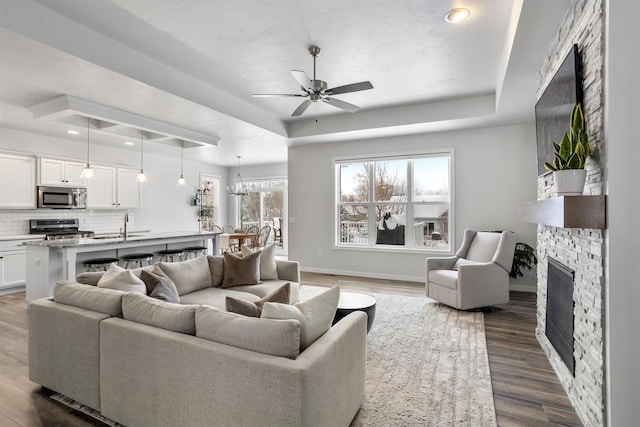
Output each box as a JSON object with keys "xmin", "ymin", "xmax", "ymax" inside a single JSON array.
[{"xmin": 535, "ymin": 1, "xmax": 605, "ymax": 426}]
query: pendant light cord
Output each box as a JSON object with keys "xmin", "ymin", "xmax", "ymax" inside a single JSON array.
[{"xmin": 86, "ymin": 117, "xmax": 90, "ymax": 164}]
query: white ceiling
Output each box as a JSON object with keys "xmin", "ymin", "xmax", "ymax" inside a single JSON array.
[{"xmin": 0, "ymin": 0, "xmax": 570, "ymax": 166}]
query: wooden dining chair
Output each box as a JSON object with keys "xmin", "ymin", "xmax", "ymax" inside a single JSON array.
[
  {"xmin": 222, "ymin": 224, "xmax": 235, "ymax": 234},
  {"xmin": 211, "ymin": 224, "xmax": 223, "ymax": 233},
  {"xmin": 250, "ymin": 226, "xmax": 272, "ymax": 249}
]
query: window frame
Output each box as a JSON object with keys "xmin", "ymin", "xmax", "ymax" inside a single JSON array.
[{"xmin": 334, "ymin": 148, "xmax": 454, "ymax": 254}]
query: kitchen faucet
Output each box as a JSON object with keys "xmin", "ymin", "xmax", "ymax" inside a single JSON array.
[{"xmin": 121, "ymin": 213, "xmax": 129, "ymax": 240}]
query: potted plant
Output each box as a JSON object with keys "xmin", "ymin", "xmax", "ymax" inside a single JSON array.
[
  {"xmin": 544, "ymin": 103, "xmax": 591, "ymax": 195},
  {"xmin": 510, "ymin": 242, "xmax": 538, "ymax": 279}
]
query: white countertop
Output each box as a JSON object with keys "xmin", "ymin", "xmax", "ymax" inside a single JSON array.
[
  {"xmin": 24, "ymin": 231, "xmax": 220, "ymax": 248},
  {"xmin": 0, "ymin": 235, "xmax": 45, "ymax": 242}
]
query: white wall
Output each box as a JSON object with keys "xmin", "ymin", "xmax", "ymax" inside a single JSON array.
[
  {"xmin": 288, "ymin": 123, "xmax": 538, "ymax": 282},
  {"xmin": 0, "ymin": 128, "xmax": 229, "ymax": 233},
  {"xmin": 604, "ymin": 0, "xmax": 640, "ymax": 424}
]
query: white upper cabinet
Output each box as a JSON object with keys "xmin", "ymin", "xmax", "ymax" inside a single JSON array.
[
  {"xmin": 40, "ymin": 158, "xmax": 86, "ymax": 187},
  {"xmin": 116, "ymin": 168, "xmax": 141, "ymax": 209},
  {"xmin": 87, "ymin": 165, "xmax": 117, "ymax": 208},
  {"xmin": 86, "ymin": 166, "xmax": 139, "ymax": 209},
  {"xmin": 0, "ymin": 154, "xmax": 37, "ymax": 209}
]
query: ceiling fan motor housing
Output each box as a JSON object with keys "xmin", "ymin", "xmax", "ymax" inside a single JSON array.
[{"xmin": 312, "ymin": 80, "xmax": 327, "ymax": 93}]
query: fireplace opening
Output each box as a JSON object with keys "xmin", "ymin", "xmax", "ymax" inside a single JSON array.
[{"xmin": 546, "ymin": 257, "xmax": 575, "ymax": 375}]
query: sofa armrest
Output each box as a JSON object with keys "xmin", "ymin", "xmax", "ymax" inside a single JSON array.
[{"xmin": 276, "ymin": 259, "xmax": 300, "ymax": 283}]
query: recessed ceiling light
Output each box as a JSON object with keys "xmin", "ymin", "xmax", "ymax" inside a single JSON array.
[
  {"xmin": 125, "ymin": 141, "xmax": 135, "ymax": 146},
  {"xmin": 445, "ymin": 8, "xmax": 470, "ymax": 23},
  {"xmin": 67, "ymin": 130, "xmax": 80, "ymax": 135}
]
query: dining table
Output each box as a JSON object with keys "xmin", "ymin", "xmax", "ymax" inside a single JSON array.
[{"xmin": 223, "ymin": 233, "xmax": 258, "ymax": 252}]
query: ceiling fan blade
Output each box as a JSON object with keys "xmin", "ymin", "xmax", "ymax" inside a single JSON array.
[
  {"xmin": 325, "ymin": 81, "xmax": 374, "ymax": 95},
  {"xmin": 292, "ymin": 100, "xmax": 313, "ymax": 117},
  {"xmin": 290, "ymin": 70, "xmax": 313, "ymax": 92},
  {"xmin": 252, "ymin": 93, "xmax": 307, "ymax": 98},
  {"xmin": 323, "ymin": 97, "xmax": 360, "ymax": 113}
]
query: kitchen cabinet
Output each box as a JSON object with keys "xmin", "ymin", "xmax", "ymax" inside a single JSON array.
[
  {"xmin": 0, "ymin": 153, "xmax": 37, "ymax": 209},
  {"xmin": 86, "ymin": 166, "xmax": 139, "ymax": 209},
  {"xmin": 0, "ymin": 239, "xmax": 32, "ymax": 292},
  {"xmin": 40, "ymin": 158, "xmax": 86, "ymax": 186}
]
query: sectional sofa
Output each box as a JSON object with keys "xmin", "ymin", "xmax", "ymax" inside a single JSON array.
[{"xmin": 28, "ymin": 255, "xmax": 367, "ymax": 427}]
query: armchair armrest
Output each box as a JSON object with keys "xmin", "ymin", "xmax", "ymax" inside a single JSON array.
[
  {"xmin": 425, "ymin": 256, "xmax": 458, "ymax": 296},
  {"xmin": 456, "ymin": 262, "xmax": 510, "ymax": 309}
]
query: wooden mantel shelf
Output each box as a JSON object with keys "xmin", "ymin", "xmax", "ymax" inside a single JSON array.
[{"xmin": 519, "ymin": 195, "xmax": 606, "ymax": 229}]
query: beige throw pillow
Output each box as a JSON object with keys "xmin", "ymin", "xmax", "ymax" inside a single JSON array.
[
  {"xmin": 97, "ymin": 263, "xmax": 146, "ymax": 294},
  {"xmin": 261, "ymin": 285, "xmax": 340, "ymax": 350},
  {"xmin": 241, "ymin": 243, "xmax": 278, "ymax": 280},
  {"xmin": 221, "ymin": 251, "xmax": 261, "ymax": 288},
  {"xmin": 226, "ymin": 283, "xmax": 290, "ymax": 317},
  {"xmin": 158, "ymin": 255, "xmax": 212, "ymax": 295},
  {"xmin": 195, "ymin": 306, "xmax": 301, "ymax": 359}
]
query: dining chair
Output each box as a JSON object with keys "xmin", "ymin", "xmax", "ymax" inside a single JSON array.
[
  {"xmin": 250, "ymin": 226, "xmax": 272, "ymax": 249},
  {"xmin": 211, "ymin": 224, "xmax": 223, "ymax": 233},
  {"xmin": 222, "ymin": 224, "xmax": 235, "ymax": 234}
]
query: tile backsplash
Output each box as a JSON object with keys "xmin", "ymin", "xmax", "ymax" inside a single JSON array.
[{"xmin": 0, "ymin": 209, "xmax": 135, "ymax": 236}]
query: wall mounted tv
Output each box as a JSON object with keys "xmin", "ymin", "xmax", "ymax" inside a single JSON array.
[{"xmin": 535, "ymin": 44, "xmax": 583, "ymax": 176}]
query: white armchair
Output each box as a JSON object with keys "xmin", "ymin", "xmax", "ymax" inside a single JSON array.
[{"xmin": 425, "ymin": 229, "xmax": 517, "ymax": 310}]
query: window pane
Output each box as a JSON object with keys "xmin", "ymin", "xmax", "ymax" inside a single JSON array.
[
  {"xmin": 240, "ymin": 192, "xmax": 260, "ymax": 229},
  {"xmin": 375, "ymin": 159, "xmax": 407, "ymax": 202},
  {"xmin": 340, "ymin": 163, "xmax": 369, "ymax": 202},
  {"xmin": 375, "ymin": 204, "xmax": 406, "ymax": 246},
  {"xmin": 339, "ymin": 205, "xmax": 368, "ymax": 244},
  {"xmin": 413, "ymin": 156, "xmax": 449, "ymax": 202},
  {"xmin": 414, "ymin": 205, "xmax": 449, "ymax": 248}
]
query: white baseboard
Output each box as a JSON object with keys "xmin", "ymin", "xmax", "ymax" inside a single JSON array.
[
  {"xmin": 509, "ymin": 284, "xmax": 537, "ymax": 293},
  {"xmin": 0, "ymin": 285, "xmax": 25, "ymax": 296},
  {"xmin": 301, "ymin": 266, "xmax": 424, "ymax": 283}
]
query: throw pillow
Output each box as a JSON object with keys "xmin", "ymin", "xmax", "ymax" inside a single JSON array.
[
  {"xmin": 195, "ymin": 306, "xmax": 301, "ymax": 359},
  {"xmin": 221, "ymin": 251, "xmax": 261, "ymax": 288},
  {"xmin": 97, "ymin": 263, "xmax": 146, "ymax": 294},
  {"xmin": 122, "ymin": 293, "xmax": 197, "ymax": 335},
  {"xmin": 207, "ymin": 255, "xmax": 224, "ymax": 287},
  {"xmin": 226, "ymin": 282, "xmax": 291, "ymax": 317},
  {"xmin": 452, "ymin": 258, "xmax": 483, "ymax": 271},
  {"xmin": 139, "ymin": 268, "xmax": 180, "ymax": 304},
  {"xmin": 241, "ymin": 243, "xmax": 278, "ymax": 280},
  {"xmin": 158, "ymin": 255, "xmax": 212, "ymax": 295},
  {"xmin": 261, "ymin": 285, "xmax": 340, "ymax": 350}
]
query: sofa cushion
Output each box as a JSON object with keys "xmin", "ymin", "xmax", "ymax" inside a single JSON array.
[
  {"xmin": 207, "ymin": 255, "xmax": 224, "ymax": 287},
  {"xmin": 140, "ymin": 268, "xmax": 180, "ymax": 304},
  {"xmin": 241, "ymin": 243, "xmax": 278, "ymax": 280},
  {"xmin": 179, "ymin": 287, "xmax": 261, "ymax": 310},
  {"xmin": 122, "ymin": 293, "xmax": 197, "ymax": 335},
  {"xmin": 428, "ymin": 270, "xmax": 459, "ymax": 290},
  {"xmin": 53, "ymin": 281, "xmax": 125, "ymax": 316},
  {"xmin": 97, "ymin": 264, "xmax": 146, "ymax": 294},
  {"xmin": 158, "ymin": 255, "xmax": 212, "ymax": 296},
  {"xmin": 195, "ymin": 306, "xmax": 300, "ymax": 359},
  {"xmin": 229, "ymin": 280, "xmax": 300, "ymax": 304},
  {"xmin": 226, "ymin": 283, "xmax": 290, "ymax": 317},
  {"xmin": 221, "ymin": 251, "xmax": 261, "ymax": 288},
  {"xmin": 261, "ymin": 285, "xmax": 340, "ymax": 350}
]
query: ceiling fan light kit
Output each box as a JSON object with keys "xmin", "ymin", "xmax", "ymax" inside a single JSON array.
[{"xmin": 253, "ymin": 46, "xmax": 374, "ymax": 117}]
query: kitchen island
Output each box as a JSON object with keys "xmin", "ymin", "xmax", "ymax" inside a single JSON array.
[{"xmin": 25, "ymin": 231, "xmax": 220, "ymax": 302}]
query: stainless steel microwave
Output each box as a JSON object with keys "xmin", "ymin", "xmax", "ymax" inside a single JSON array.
[{"xmin": 37, "ymin": 186, "xmax": 87, "ymax": 209}]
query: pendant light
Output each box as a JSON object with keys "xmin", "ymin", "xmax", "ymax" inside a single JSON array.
[
  {"xmin": 80, "ymin": 117, "xmax": 96, "ymax": 179},
  {"xmin": 226, "ymin": 156, "xmax": 250, "ymax": 196},
  {"xmin": 135, "ymin": 131, "xmax": 148, "ymax": 183},
  {"xmin": 176, "ymin": 141, "xmax": 187, "ymax": 187}
]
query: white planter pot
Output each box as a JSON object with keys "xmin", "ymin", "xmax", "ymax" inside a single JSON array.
[{"xmin": 553, "ymin": 169, "xmax": 587, "ymax": 196}]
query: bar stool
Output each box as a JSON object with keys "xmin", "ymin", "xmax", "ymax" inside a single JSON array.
[
  {"xmin": 182, "ymin": 246, "xmax": 207, "ymax": 259},
  {"xmin": 157, "ymin": 249, "xmax": 184, "ymax": 262},
  {"xmin": 121, "ymin": 253, "xmax": 154, "ymax": 269},
  {"xmin": 83, "ymin": 257, "xmax": 119, "ymax": 272}
]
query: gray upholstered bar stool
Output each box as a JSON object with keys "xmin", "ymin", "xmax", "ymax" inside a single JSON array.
[
  {"xmin": 121, "ymin": 253, "xmax": 154, "ymax": 269},
  {"xmin": 157, "ymin": 249, "xmax": 184, "ymax": 262},
  {"xmin": 83, "ymin": 257, "xmax": 119, "ymax": 272},
  {"xmin": 182, "ymin": 246, "xmax": 207, "ymax": 259}
]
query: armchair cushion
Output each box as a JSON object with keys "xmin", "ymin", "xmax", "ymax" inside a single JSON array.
[{"xmin": 428, "ymin": 270, "xmax": 458, "ymax": 290}]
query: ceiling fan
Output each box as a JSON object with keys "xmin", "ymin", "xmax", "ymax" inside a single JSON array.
[{"xmin": 253, "ymin": 46, "xmax": 373, "ymax": 117}]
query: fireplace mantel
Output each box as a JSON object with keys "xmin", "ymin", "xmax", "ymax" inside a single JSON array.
[{"xmin": 520, "ymin": 195, "xmax": 606, "ymax": 229}]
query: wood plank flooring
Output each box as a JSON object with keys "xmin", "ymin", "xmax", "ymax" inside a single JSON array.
[{"xmin": 0, "ymin": 273, "xmax": 582, "ymax": 426}]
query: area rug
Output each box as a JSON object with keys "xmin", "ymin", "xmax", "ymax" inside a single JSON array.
[{"xmin": 300, "ymin": 286, "xmax": 497, "ymax": 427}]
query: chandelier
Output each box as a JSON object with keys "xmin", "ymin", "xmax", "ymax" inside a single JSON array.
[{"xmin": 226, "ymin": 156, "xmax": 250, "ymax": 196}]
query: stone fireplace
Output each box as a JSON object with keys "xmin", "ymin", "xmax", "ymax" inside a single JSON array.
[
  {"xmin": 535, "ymin": 1, "xmax": 605, "ymax": 426},
  {"xmin": 545, "ymin": 257, "xmax": 575, "ymax": 375}
]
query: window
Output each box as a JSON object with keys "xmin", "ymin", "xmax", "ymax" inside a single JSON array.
[
  {"xmin": 236, "ymin": 178, "xmax": 287, "ymax": 245},
  {"xmin": 336, "ymin": 151, "xmax": 452, "ymax": 251},
  {"xmin": 199, "ymin": 173, "xmax": 220, "ymax": 231}
]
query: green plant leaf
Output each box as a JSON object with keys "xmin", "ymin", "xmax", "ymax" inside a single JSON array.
[
  {"xmin": 568, "ymin": 152, "xmax": 581, "ymax": 168},
  {"xmin": 544, "ymin": 162, "xmax": 557, "ymax": 171},
  {"xmin": 558, "ymin": 133, "xmax": 572, "ymax": 159}
]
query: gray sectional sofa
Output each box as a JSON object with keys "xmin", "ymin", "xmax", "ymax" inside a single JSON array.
[{"xmin": 28, "ymin": 255, "xmax": 367, "ymax": 427}]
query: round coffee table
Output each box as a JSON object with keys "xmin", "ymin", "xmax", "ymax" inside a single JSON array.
[{"xmin": 333, "ymin": 292, "xmax": 376, "ymax": 333}]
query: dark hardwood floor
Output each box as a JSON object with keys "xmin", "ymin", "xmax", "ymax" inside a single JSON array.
[{"xmin": 0, "ymin": 274, "xmax": 582, "ymax": 426}]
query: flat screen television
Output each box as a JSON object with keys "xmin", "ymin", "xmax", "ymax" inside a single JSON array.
[{"xmin": 535, "ymin": 44, "xmax": 583, "ymax": 176}]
